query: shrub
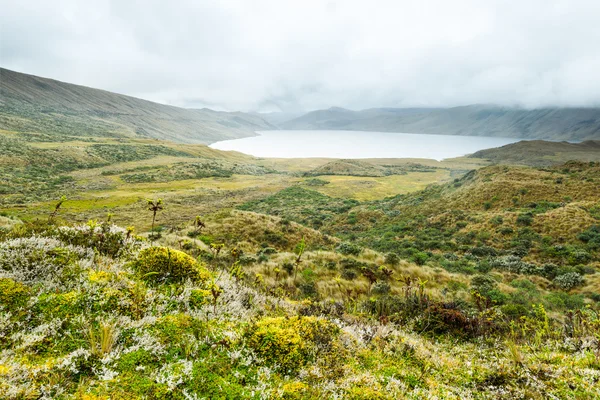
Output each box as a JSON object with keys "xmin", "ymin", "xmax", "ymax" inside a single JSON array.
[
  {"xmin": 0, "ymin": 237, "xmax": 93, "ymax": 284},
  {"xmin": 544, "ymin": 292, "xmax": 584, "ymax": 310},
  {"xmin": 553, "ymin": 272, "xmax": 585, "ymax": 290},
  {"xmin": 0, "ymin": 277, "xmax": 30, "ymax": 310},
  {"xmin": 567, "ymin": 249, "xmax": 592, "ymax": 265},
  {"xmin": 516, "ymin": 213, "xmax": 533, "ymax": 226},
  {"xmin": 469, "ymin": 246, "xmax": 498, "ymax": 257},
  {"xmin": 336, "ymin": 242, "xmax": 362, "ymax": 256},
  {"xmin": 384, "ymin": 252, "xmax": 400, "ymax": 265},
  {"xmin": 341, "ymin": 268, "xmax": 357, "ymax": 280},
  {"xmin": 371, "ymin": 281, "xmax": 391, "ymax": 296},
  {"xmin": 245, "ymin": 316, "xmax": 339, "ymax": 373},
  {"xmin": 299, "ymin": 282, "xmax": 319, "ymax": 299},
  {"xmin": 411, "ymin": 252, "xmax": 429, "ymax": 266},
  {"xmin": 471, "ymin": 275, "xmax": 506, "ymax": 304},
  {"xmin": 239, "ymin": 254, "xmax": 257, "ymax": 265},
  {"xmin": 132, "ymin": 246, "xmax": 211, "ymax": 285},
  {"xmin": 490, "ymin": 215, "xmax": 504, "ymax": 226},
  {"xmin": 189, "ymin": 289, "xmax": 211, "ymax": 309},
  {"xmin": 490, "ymin": 255, "xmax": 537, "ymax": 275},
  {"xmin": 282, "ymin": 262, "xmax": 294, "ymax": 275}
]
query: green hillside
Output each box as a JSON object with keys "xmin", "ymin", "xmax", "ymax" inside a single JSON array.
[
  {"xmin": 0, "ymin": 68, "xmax": 274, "ymax": 144},
  {"xmin": 470, "ymin": 139, "xmax": 600, "ymax": 166}
]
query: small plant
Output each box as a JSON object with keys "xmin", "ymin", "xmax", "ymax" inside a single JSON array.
[
  {"xmin": 88, "ymin": 320, "xmax": 118, "ymax": 357},
  {"xmin": 192, "ymin": 215, "xmax": 206, "ymax": 236},
  {"xmin": 49, "ymin": 195, "xmax": 67, "ymax": 221},
  {"xmin": 293, "ymin": 237, "xmax": 306, "ymax": 281},
  {"xmin": 147, "ymin": 198, "xmax": 164, "ymax": 240}
]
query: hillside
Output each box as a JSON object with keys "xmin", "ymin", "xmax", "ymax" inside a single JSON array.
[
  {"xmin": 469, "ymin": 139, "xmax": 600, "ymax": 166},
  {"xmin": 0, "ymin": 68, "xmax": 274, "ymax": 144},
  {"xmin": 2, "ymin": 169, "xmax": 599, "ymax": 397},
  {"xmin": 281, "ymin": 105, "xmax": 600, "ymax": 141}
]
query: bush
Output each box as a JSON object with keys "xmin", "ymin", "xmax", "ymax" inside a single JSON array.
[
  {"xmin": 245, "ymin": 316, "xmax": 339, "ymax": 373},
  {"xmin": 336, "ymin": 242, "xmax": 362, "ymax": 256},
  {"xmin": 133, "ymin": 246, "xmax": 211, "ymax": 285},
  {"xmin": 371, "ymin": 281, "xmax": 391, "ymax": 296},
  {"xmin": 471, "ymin": 275, "xmax": 506, "ymax": 304},
  {"xmin": 0, "ymin": 277, "xmax": 30, "ymax": 310},
  {"xmin": 516, "ymin": 213, "xmax": 533, "ymax": 226},
  {"xmin": 490, "ymin": 255, "xmax": 537, "ymax": 275},
  {"xmin": 299, "ymin": 282, "xmax": 319, "ymax": 299},
  {"xmin": 545, "ymin": 292, "xmax": 584, "ymax": 310},
  {"xmin": 341, "ymin": 268, "xmax": 357, "ymax": 280},
  {"xmin": 411, "ymin": 252, "xmax": 429, "ymax": 266},
  {"xmin": 384, "ymin": 252, "xmax": 400, "ymax": 265},
  {"xmin": 553, "ymin": 272, "xmax": 585, "ymax": 290}
]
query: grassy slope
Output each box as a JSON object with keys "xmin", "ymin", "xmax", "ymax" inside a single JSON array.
[
  {"xmin": 1, "ymin": 213, "xmax": 599, "ymax": 398},
  {"xmin": 0, "ymin": 67, "xmax": 275, "ymax": 144},
  {"xmin": 469, "ymin": 139, "xmax": 600, "ymax": 166}
]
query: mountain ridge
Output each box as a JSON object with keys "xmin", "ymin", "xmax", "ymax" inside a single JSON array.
[
  {"xmin": 0, "ymin": 68, "xmax": 274, "ymax": 144},
  {"xmin": 280, "ymin": 105, "xmax": 600, "ymax": 140}
]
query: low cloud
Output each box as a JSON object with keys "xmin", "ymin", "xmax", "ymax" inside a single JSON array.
[{"xmin": 2, "ymin": 0, "xmax": 599, "ymax": 112}]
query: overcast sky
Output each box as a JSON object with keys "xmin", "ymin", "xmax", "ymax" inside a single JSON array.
[{"xmin": 1, "ymin": 0, "xmax": 600, "ymax": 112}]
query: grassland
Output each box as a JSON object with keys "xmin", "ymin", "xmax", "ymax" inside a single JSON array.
[{"xmin": 2, "ymin": 120, "xmax": 600, "ymax": 398}]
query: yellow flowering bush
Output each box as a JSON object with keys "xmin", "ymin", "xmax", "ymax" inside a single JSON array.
[
  {"xmin": 281, "ymin": 381, "xmax": 310, "ymax": 399},
  {"xmin": 35, "ymin": 291, "xmax": 82, "ymax": 319},
  {"xmin": 133, "ymin": 246, "xmax": 211, "ymax": 285},
  {"xmin": 245, "ymin": 316, "xmax": 339, "ymax": 372},
  {"xmin": 0, "ymin": 277, "xmax": 30, "ymax": 311}
]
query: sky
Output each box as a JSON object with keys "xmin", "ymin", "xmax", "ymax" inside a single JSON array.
[{"xmin": 1, "ymin": 0, "xmax": 600, "ymax": 112}]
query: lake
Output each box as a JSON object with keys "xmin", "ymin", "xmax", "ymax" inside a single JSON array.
[{"xmin": 209, "ymin": 130, "xmax": 520, "ymax": 160}]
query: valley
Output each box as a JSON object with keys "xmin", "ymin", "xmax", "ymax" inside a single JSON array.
[{"xmin": 1, "ymin": 68, "xmax": 600, "ymax": 399}]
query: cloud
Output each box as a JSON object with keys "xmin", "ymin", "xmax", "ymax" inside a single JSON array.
[{"xmin": 1, "ymin": 0, "xmax": 600, "ymax": 111}]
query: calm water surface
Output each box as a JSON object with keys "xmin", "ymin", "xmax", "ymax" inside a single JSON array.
[{"xmin": 210, "ymin": 130, "xmax": 520, "ymax": 160}]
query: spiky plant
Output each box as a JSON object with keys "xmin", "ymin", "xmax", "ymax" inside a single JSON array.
[
  {"xmin": 193, "ymin": 215, "xmax": 206, "ymax": 235},
  {"xmin": 49, "ymin": 195, "xmax": 67, "ymax": 221},
  {"xmin": 147, "ymin": 199, "xmax": 164, "ymax": 240}
]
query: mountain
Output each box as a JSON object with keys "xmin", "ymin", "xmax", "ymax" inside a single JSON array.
[
  {"xmin": 469, "ymin": 139, "xmax": 600, "ymax": 166},
  {"xmin": 281, "ymin": 106, "xmax": 437, "ymax": 130},
  {"xmin": 254, "ymin": 111, "xmax": 305, "ymax": 126},
  {"xmin": 281, "ymin": 105, "xmax": 600, "ymax": 141},
  {"xmin": 0, "ymin": 68, "xmax": 274, "ymax": 144}
]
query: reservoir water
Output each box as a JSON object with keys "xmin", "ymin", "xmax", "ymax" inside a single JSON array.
[{"xmin": 210, "ymin": 130, "xmax": 520, "ymax": 160}]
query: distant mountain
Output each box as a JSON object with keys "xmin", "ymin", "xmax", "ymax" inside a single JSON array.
[
  {"xmin": 0, "ymin": 68, "xmax": 275, "ymax": 144},
  {"xmin": 254, "ymin": 111, "xmax": 305, "ymax": 126},
  {"xmin": 281, "ymin": 105, "xmax": 600, "ymax": 141},
  {"xmin": 469, "ymin": 140, "xmax": 600, "ymax": 166}
]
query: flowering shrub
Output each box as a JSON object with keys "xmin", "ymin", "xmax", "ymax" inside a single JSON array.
[
  {"xmin": 55, "ymin": 223, "xmax": 142, "ymax": 258},
  {"xmin": 553, "ymin": 272, "xmax": 585, "ymax": 290},
  {"xmin": 490, "ymin": 255, "xmax": 537, "ymax": 275},
  {"xmin": 0, "ymin": 278, "xmax": 30, "ymax": 311},
  {"xmin": 245, "ymin": 316, "xmax": 339, "ymax": 373},
  {"xmin": 0, "ymin": 237, "xmax": 93, "ymax": 284},
  {"xmin": 132, "ymin": 247, "xmax": 211, "ymax": 285}
]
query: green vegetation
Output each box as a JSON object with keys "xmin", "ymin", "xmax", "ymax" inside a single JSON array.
[
  {"xmin": 2, "ymin": 85, "xmax": 600, "ymax": 397},
  {"xmin": 1, "ymin": 211, "xmax": 599, "ymax": 398}
]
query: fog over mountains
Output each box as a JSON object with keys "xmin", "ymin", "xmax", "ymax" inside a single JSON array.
[{"xmin": 275, "ymin": 106, "xmax": 600, "ymax": 141}]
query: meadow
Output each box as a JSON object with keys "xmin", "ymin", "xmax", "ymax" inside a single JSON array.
[{"xmin": 1, "ymin": 128, "xmax": 600, "ymax": 399}]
